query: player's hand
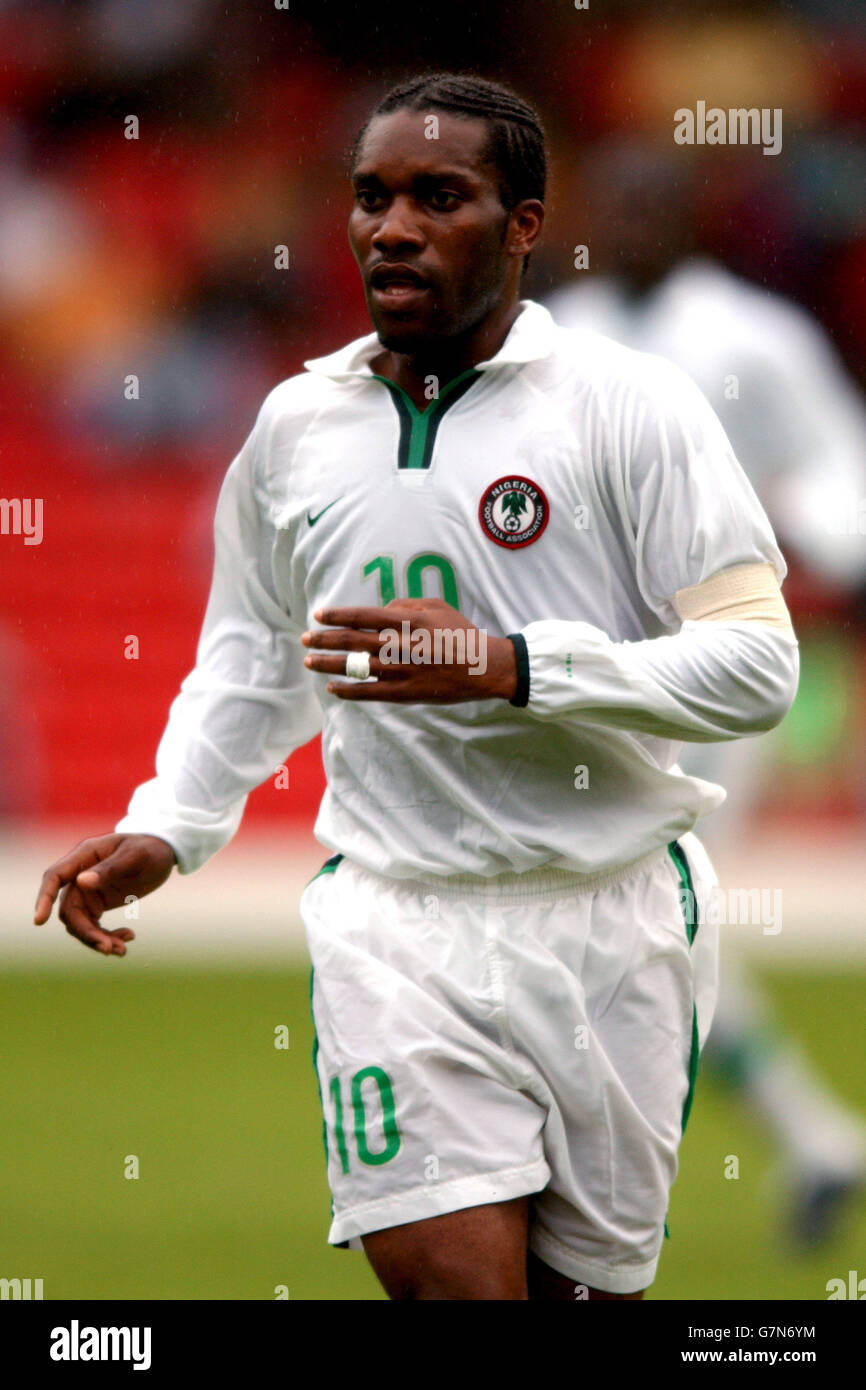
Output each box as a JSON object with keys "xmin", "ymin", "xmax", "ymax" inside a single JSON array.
[
  {"xmin": 34, "ymin": 833, "xmax": 177, "ymax": 956},
  {"xmin": 301, "ymin": 599, "xmax": 518, "ymax": 703}
]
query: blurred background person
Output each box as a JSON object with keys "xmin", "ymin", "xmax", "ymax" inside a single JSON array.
[{"xmin": 547, "ymin": 137, "xmax": 866, "ymax": 1247}]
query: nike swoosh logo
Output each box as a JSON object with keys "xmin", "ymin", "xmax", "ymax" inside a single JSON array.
[{"xmin": 307, "ymin": 499, "xmax": 341, "ymax": 527}]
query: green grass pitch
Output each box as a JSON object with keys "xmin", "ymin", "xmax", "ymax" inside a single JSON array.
[{"xmin": 1, "ymin": 966, "xmax": 863, "ymax": 1300}]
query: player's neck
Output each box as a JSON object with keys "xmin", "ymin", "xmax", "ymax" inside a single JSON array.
[{"xmin": 370, "ymin": 298, "xmax": 522, "ymax": 412}]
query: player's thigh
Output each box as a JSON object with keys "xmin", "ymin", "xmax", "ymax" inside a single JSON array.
[{"xmin": 362, "ymin": 1197, "xmax": 532, "ymax": 1301}]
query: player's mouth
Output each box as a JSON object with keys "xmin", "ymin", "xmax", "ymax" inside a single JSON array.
[{"xmin": 369, "ymin": 263, "xmax": 432, "ymax": 312}]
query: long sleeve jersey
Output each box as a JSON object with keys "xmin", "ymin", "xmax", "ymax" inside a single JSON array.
[{"xmin": 115, "ymin": 301, "xmax": 798, "ymax": 879}]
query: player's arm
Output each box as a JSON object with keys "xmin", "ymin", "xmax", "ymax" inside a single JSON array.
[
  {"xmin": 302, "ymin": 577, "xmax": 796, "ymax": 737},
  {"xmin": 35, "ymin": 391, "xmax": 322, "ymax": 950},
  {"xmin": 503, "ymin": 358, "xmax": 799, "ymax": 741},
  {"xmin": 505, "ymin": 565, "xmax": 797, "ymax": 740},
  {"xmin": 108, "ymin": 409, "xmax": 321, "ymax": 873}
]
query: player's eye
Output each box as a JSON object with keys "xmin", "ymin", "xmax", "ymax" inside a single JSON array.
[
  {"xmin": 428, "ymin": 190, "xmax": 461, "ymax": 211},
  {"xmin": 355, "ymin": 189, "xmax": 386, "ymax": 212}
]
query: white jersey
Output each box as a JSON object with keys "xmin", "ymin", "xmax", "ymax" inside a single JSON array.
[
  {"xmin": 115, "ymin": 301, "xmax": 798, "ymax": 880},
  {"xmin": 547, "ymin": 259, "xmax": 866, "ymax": 587}
]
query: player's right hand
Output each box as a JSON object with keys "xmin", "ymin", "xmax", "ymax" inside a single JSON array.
[{"xmin": 33, "ymin": 833, "xmax": 177, "ymax": 956}]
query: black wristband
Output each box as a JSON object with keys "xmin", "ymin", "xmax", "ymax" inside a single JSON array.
[{"xmin": 506, "ymin": 632, "xmax": 530, "ymax": 707}]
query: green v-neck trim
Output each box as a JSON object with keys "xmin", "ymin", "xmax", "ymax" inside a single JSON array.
[{"xmin": 372, "ymin": 368, "xmax": 481, "ymax": 470}]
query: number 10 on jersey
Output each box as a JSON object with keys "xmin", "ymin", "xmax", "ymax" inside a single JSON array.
[{"xmin": 363, "ymin": 553, "xmax": 459, "ymax": 608}]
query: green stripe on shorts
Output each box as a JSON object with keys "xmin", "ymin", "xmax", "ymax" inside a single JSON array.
[{"xmin": 667, "ymin": 840, "xmax": 700, "ymax": 1132}]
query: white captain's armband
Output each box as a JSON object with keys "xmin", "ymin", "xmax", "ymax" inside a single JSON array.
[{"xmin": 673, "ymin": 563, "xmax": 795, "ymax": 637}]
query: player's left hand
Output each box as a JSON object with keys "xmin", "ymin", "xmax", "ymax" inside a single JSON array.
[{"xmin": 301, "ymin": 599, "xmax": 518, "ymax": 703}]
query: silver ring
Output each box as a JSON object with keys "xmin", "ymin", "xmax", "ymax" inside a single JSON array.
[{"xmin": 344, "ymin": 651, "xmax": 371, "ymax": 680}]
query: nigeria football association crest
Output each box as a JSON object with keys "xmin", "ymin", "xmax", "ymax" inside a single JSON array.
[{"xmin": 478, "ymin": 476, "xmax": 549, "ymax": 548}]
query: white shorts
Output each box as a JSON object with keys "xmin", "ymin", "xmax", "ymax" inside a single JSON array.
[{"xmin": 301, "ymin": 833, "xmax": 718, "ymax": 1295}]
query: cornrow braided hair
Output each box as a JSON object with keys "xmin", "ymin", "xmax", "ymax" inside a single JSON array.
[{"xmin": 352, "ymin": 72, "xmax": 547, "ymax": 212}]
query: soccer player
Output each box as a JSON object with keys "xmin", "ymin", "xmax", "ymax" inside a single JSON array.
[
  {"xmin": 34, "ymin": 74, "xmax": 800, "ymax": 1301},
  {"xmin": 547, "ymin": 138, "xmax": 866, "ymax": 1246}
]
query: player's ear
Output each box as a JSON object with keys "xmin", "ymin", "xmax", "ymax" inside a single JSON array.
[{"xmin": 507, "ymin": 200, "xmax": 544, "ymax": 261}]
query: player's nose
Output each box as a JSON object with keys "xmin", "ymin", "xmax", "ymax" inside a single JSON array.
[{"xmin": 371, "ymin": 196, "xmax": 425, "ymax": 253}]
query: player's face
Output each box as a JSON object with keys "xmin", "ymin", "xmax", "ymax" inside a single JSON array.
[{"xmin": 349, "ymin": 110, "xmax": 518, "ymax": 353}]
